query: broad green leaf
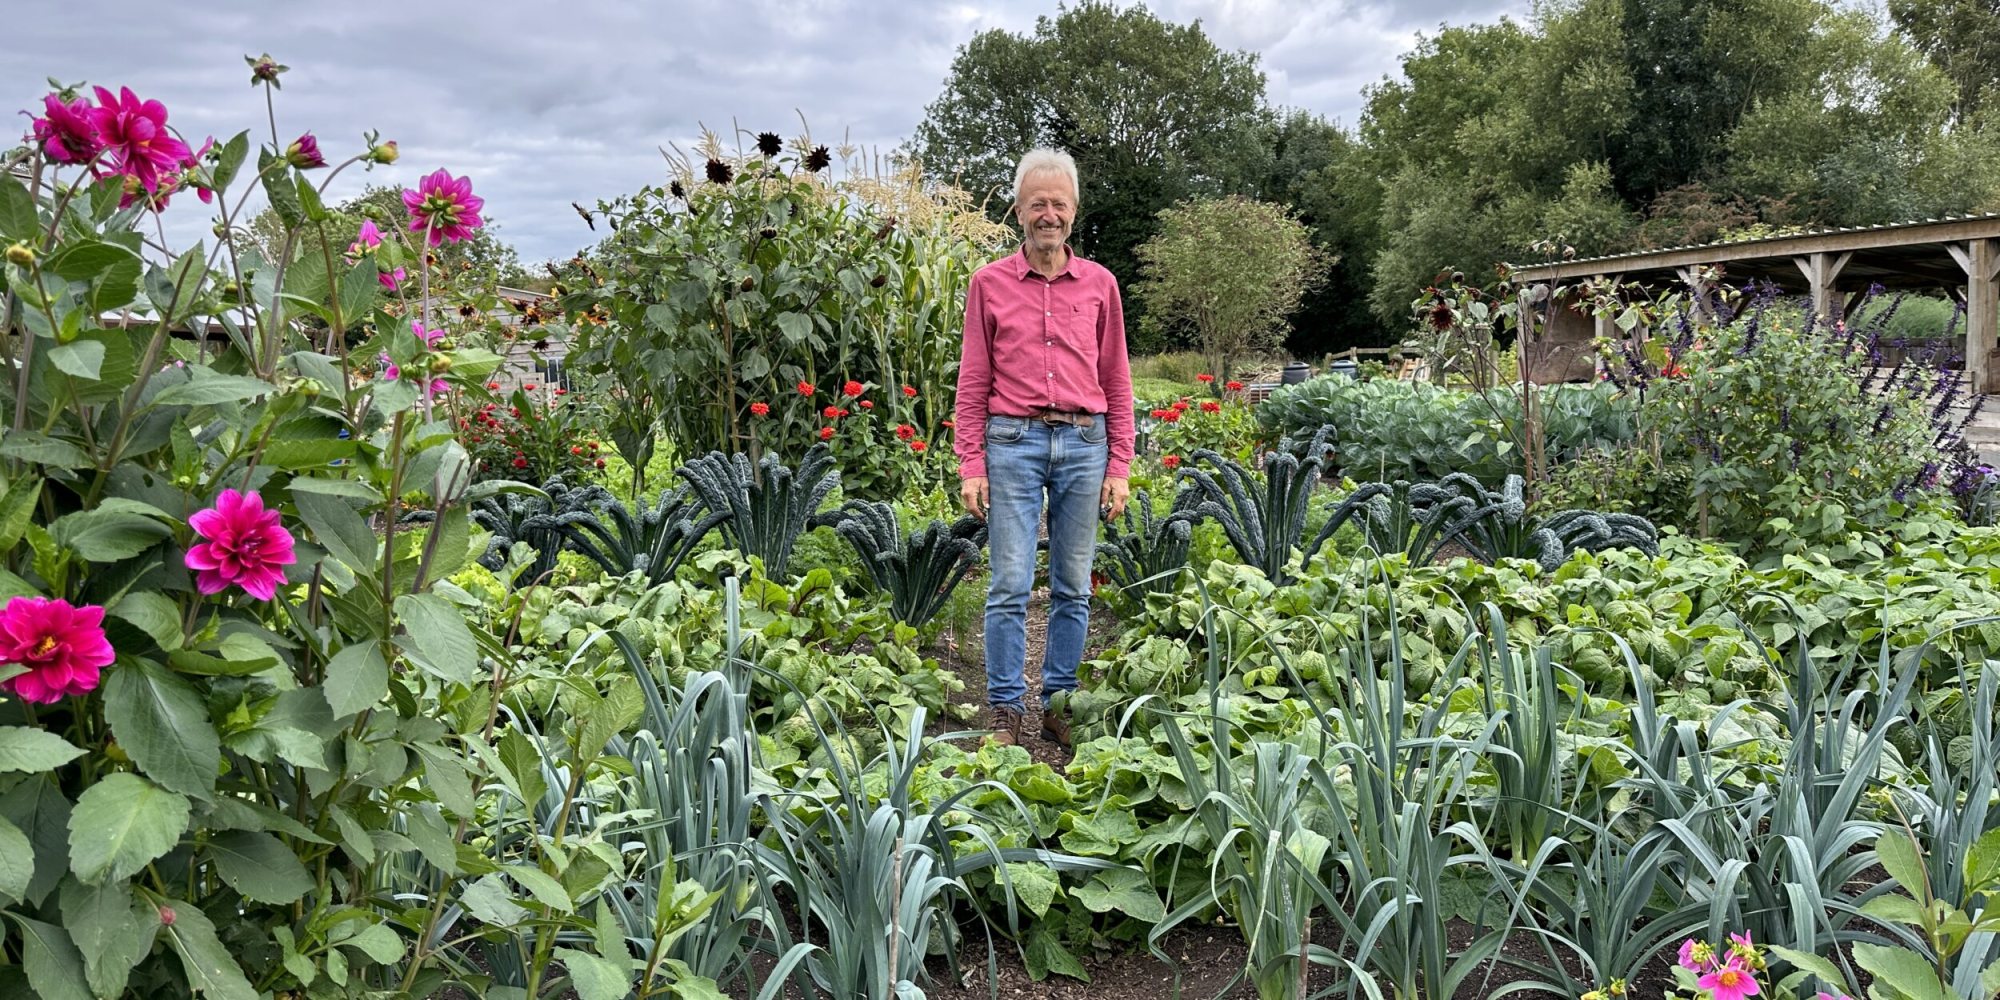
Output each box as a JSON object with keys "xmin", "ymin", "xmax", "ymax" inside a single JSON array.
[
  {"xmin": 505, "ymin": 864, "xmax": 574, "ymax": 912},
  {"xmin": 333, "ymin": 923, "xmax": 404, "ymax": 965},
  {"xmin": 0, "ymin": 173, "xmax": 37, "ymax": 241},
  {"xmin": 497, "ymin": 729, "xmax": 550, "ymax": 808},
  {"xmin": 147, "ymin": 243, "xmax": 208, "ymax": 323},
  {"xmin": 293, "ymin": 489, "xmax": 378, "ymax": 574},
  {"xmin": 333, "ymin": 258, "xmax": 377, "ymax": 332},
  {"xmin": 109, "ymin": 592, "xmax": 184, "ymax": 651},
  {"xmin": 67, "ymin": 774, "xmax": 190, "ymax": 885},
  {"xmin": 1071, "ymin": 867, "xmax": 1164, "ymax": 922},
  {"xmin": 0, "ymin": 431, "xmax": 90, "ymax": 468},
  {"xmin": 206, "ymin": 830, "xmax": 312, "ymax": 904},
  {"xmin": 1003, "ymin": 861, "xmax": 1060, "ymax": 918},
  {"xmin": 556, "ymin": 947, "xmax": 633, "ymax": 1000},
  {"xmin": 1, "ymin": 778, "xmax": 71, "ymax": 905},
  {"xmin": 157, "ymin": 898, "xmax": 258, "ymax": 1000},
  {"xmin": 1022, "ymin": 921, "xmax": 1087, "ymax": 982},
  {"xmin": 460, "ymin": 872, "xmax": 528, "ymax": 927},
  {"xmin": 6, "ymin": 914, "xmax": 92, "ymax": 1000},
  {"xmin": 104, "ymin": 659, "xmax": 220, "ymax": 798},
  {"xmin": 258, "ymin": 151, "xmax": 305, "ymax": 229},
  {"xmin": 1876, "ymin": 830, "xmax": 1929, "ymax": 899},
  {"xmin": 0, "ymin": 816, "xmax": 32, "ymax": 901},
  {"xmin": 263, "ymin": 437, "xmax": 356, "ymax": 469},
  {"xmin": 60, "ymin": 878, "xmax": 159, "ymax": 999},
  {"xmin": 296, "ymin": 173, "xmax": 327, "ymax": 222},
  {"xmin": 0, "ymin": 475, "xmax": 40, "ymax": 551},
  {"xmin": 211, "ymin": 131, "xmax": 252, "ymax": 192},
  {"xmin": 0, "ymin": 727, "xmax": 85, "ymax": 773},
  {"xmin": 50, "ymin": 508, "xmax": 169, "ymax": 561},
  {"xmin": 1769, "ymin": 945, "xmax": 1853, "ymax": 997},
  {"xmin": 1852, "ymin": 943, "xmax": 1954, "ymax": 1000},
  {"xmin": 323, "ymin": 642, "xmax": 388, "ymax": 718},
  {"xmin": 45, "ymin": 340, "xmax": 104, "ymax": 380},
  {"xmin": 152, "ymin": 373, "xmax": 277, "ymax": 406},
  {"xmin": 1967, "ymin": 827, "xmax": 2000, "ymax": 893},
  {"xmin": 393, "ymin": 593, "xmax": 481, "ymax": 684}
]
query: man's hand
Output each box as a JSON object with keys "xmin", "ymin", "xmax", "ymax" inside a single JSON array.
[
  {"xmin": 961, "ymin": 476, "xmax": 990, "ymax": 520},
  {"xmin": 1100, "ymin": 476, "xmax": 1130, "ymax": 522}
]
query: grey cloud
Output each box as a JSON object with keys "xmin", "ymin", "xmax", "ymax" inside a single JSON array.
[{"xmin": 8, "ymin": 0, "xmax": 1516, "ymax": 263}]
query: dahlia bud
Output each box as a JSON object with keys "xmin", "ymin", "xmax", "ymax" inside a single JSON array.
[
  {"xmin": 299, "ymin": 383, "xmax": 321, "ymax": 398},
  {"xmin": 740, "ymin": 276, "xmax": 755, "ymax": 292},
  {"xmin": 212, "ymin": 222, "xmax": 229, "ymax": 238},
  {"xmin": 284, "ymin": 132, "xmax": 326, "ymax": 170},
  {"xmin": 427, "ymin": 354, "xmax": 452, "ymax": 374},
  {"xmin": 221, "ymin": 281, "xmax": 241, "ymax": 297},
  {"xmin": 366, "ymin": 140, "xmax": 399, "ymax": 165},
  {"xmin": 870, "ymin": 274, "xmax": 887, "ymax": 288},
  {"xmin": 4, "ymin": 243, "xmax": 35, "ymax": 267},
  {"xmin": 760, "ymin": 227, "xmax": 777, "ymax": 239},
  {"xmin": 158, "ymin": 905, "xmax": 176, "ymax": 926},
  {"xmin": 245, "ymin": 53, "xmax": 288, "ymax": 87}
]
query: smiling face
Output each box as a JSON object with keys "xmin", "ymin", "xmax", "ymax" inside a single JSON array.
[{"xmin": 1014, "ymin": 168, "xmax": 1076, "ymax": 256}]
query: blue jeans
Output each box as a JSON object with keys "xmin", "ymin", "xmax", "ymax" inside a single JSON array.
[{"xmin": 982, "ymin": 413, "xmax": 1108, "ymax": 710}]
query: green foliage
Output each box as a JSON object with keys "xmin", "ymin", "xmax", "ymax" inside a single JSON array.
[
  {"xmin": 1177, "ymin": 428, "xmax": 1337, "ymax": 585},
  {"xmin": 1640, "ymin": 306, "xmax": 1941, "ymax": 549},
  {"xmin": 676, "ymin": 446, "xmax": 840, "ymax": 581},
  {"xmin": 534, "ymin": 483, "xmax": 728, "ymax": 588},
  {"xmin": 817, "ymin": 500, "xmax": 988, "ymax": 629},
  {"xmin": 1133, "ymin": 196, "xmax": 1326, "ymax": 383},
  {"xmin": 1259, "ymin": 376, "xmax": 1636, "ymax": 483},
  {"xmin": 1094, "ymin": 487, "xmax": 1202, "ymax": 611},
  {"xmin": 556, "ymin": 143, "xmax": 1001, "ymax": 477}
]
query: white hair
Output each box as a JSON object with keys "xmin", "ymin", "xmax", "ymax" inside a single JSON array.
[{"xmin": 1012, "ymin": 148, "xmax": 1080, "ymax": 206}]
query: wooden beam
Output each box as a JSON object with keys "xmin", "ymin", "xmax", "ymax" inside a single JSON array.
[
  {"xmin": 1793, "ymin": 251, "xmax": 1853, "ymax": 321},
  {"xmin": 1954, "ymin": 240, "xmax": 2000, "ymax": 393},
  {"xmin": 1676, "ymin": 266, "xmax": 1712, "ymax": 327},
  {"xmin": 1512, "ymin": 215, "xmax": 2000, "ymax": 283}
]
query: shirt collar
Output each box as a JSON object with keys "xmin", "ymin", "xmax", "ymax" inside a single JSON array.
[{"xmin": 1013, "ymin": 242, "xmax": 1078, "ymax": 281}]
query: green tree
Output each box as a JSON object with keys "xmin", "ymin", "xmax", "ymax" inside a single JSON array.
[
  {"xmin": 1891, "ymin": 0, "xmax": 2000, "ymax": 119},
  {"xmin": 909, "ymin": 0, "xmax": 1267, "ymax": 325},
  {"xmin": 1133, "ymin": 195, "xmax": 1326, "ymax": 383}
]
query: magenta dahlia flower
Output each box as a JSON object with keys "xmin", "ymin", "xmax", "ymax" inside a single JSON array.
[
  {"xmin": 378, "ymin": 266, "xmax": 406, "ymax": 290},
  {"xmin": 185, "ymin": 489, "xmax": 297, "ymax": 601},
  {"xmin": 349, "ymin": 218, "xmax": 383, "ymax": 254},
  {"xmin": 285, "ymin": 132, "xmax": 325, "ymax": 169},
  {"xmin": 28, "ymin": 92, "xmax": 103, "ymax": 164},
  {"xmin": 402, "ymin": 169, "xmax": 484, "ymax": 246},
  {"xmin": 89, "ymin": 86, "xmax": 192, "ymax": 195},
  {"xmin": 0, "ymin": 596, "xmax": 114, "ymax": 703}
]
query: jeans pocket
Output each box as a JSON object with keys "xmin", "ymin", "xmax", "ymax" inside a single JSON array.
[
  {"xmin": 1078, "ymin": 415, "xmax": 1107, "ymax": 444},
  {"xmin": 986, "ymin": 415, "xmax": 1027, "ymax": 444}
]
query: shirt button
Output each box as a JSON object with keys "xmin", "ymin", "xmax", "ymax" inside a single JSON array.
[
  {"xmin": 1047, "ymin": 372, "xmax": 1054, "ymax": 378},
  {"xmin": 1046, "ymin": 311, "xmax": 1052, "ymax": 316}
]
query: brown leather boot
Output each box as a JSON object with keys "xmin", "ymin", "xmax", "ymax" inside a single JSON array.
[
  {"xmin": 1040, "ymin": 703, "xmax": 1072, "ymax": 749},
  {"xmin": 986, "ymin": 704, "xmax": 1025, "ymax": 746}
]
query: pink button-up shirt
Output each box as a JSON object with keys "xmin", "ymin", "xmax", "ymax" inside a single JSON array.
[{"xmin": 954, "ymin": 245, "xmax": 1135, "ymax": 479}]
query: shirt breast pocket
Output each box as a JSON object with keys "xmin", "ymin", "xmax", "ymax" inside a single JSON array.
[{"xmin": 1070, "ymin": 301, "xmax": 1099, "ymax": 340}]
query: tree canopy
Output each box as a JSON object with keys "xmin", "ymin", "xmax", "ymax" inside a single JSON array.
[{"xmin": 912, "ymin": 0, "xmax": 2000, "ymax": 354}]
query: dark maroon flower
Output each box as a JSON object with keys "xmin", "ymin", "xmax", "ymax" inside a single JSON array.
[
  {"xmin": 705, "ymin": 158, "xmax": 733, "ymax": 185},
  {"xmin": 804, "ymin": 145, "xmax": 831, "ymax": 173},
  {"xmin": 755, "ymin": 131, "xmax": 782, "ymax": 158}
]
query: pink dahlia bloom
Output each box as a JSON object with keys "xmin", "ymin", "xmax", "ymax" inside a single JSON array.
[
  {"xmin": 1697, "ymin": 958, "xmax": 1761, "ymax": 1000},
  {"xmin": 90, "ymin": 86, "xmax": 192, "ymax": 195},
  {"xmin": 0, "ymin": 596, "xmax": 113, "ymax": 703},
  {"xmin": 185, "ymin": 489, "xmax": 297, "ymax": 601},
  {"xmin": 349, "ymin": 218, "xmax": 383, "ymax": 254},
  {"xmin": 379, "ymin": 266, "xmax": 406, "ymax": 291},
  {"xmin": 28, "ymin": 92, "xmax": 103, "ymax": 164},
  {"xmin": 402, "ymin": 169, "xmax": 484, "ymax": 246},
  {"xmin": 285, "ymin": 132, "xmax": 325, "ymax": 169},
  {"xmin": 379, "ymin": 353, "xmax": 401, "ymax": 382},
  {"xmin": 412, "ymin": 321, "xmax": 442, "ymax": 347}
]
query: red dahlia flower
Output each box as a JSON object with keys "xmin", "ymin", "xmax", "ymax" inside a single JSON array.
[
  {"xmin": 185, "ymin": 489, "xmax": 298, "ymax": 601},
  {"xmin": 402, "ymin": 169, "xmax": 485, "ymax": 246},
  {"xmin": 0, "ymin": 596, "xmax": 113, "ymax": 703}
]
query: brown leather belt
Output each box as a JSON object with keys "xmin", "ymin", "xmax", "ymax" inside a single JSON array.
[{"xmin": 1029, "ymin": 409, "xmax": 1096, "ymax": 427}]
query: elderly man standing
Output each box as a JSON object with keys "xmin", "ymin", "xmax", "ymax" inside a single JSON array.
[{"xmin": 954, "ymin": 148, "xmax": 1134, "ymax": 749}]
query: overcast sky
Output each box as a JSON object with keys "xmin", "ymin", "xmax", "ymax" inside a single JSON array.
[{"xmin": 11, "ymin": 0, "xmax": 1524, "ymax": 265}]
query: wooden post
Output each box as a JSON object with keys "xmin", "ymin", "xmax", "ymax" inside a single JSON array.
[
  {"xmin": 1948, "ymin": 240, "xmax": 2000, "ymax": 393},
  {"xmin": 1676, "ymin": 266, "xmax": 1713, "ymax": 327},
  {"xmin": 1792, "ymin": 251, "xmax": 1853, "ymax": 323}
]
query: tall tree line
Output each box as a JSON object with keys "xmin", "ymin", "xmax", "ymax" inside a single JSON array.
[{"xmin": 910, "ymin": 0, "xmax": 2000, "ymax": 355}]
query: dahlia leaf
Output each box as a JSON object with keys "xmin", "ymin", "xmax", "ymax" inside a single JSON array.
[
  {"xmin": 257, "ymin": 149, "xmax": 304, "ymax": 228},
  {"xmin": 0, "ymin": 815, "xmax": 32, "ymax": 901},
  {"xmin": 45, "ymin": 340, "xmax": 103, "ymax": 381},
  {"xmin": 3, "ymin": 914, "xmax": 91, "ymax": 1000},
  {"xmin": 156, "ymin": 898, "xmax": 257, "ymax": 1000},
  {"xmin": 67, "ymin": 774, "xmax": 190, "ymax": 886},
  {"xmin": 103, "ymin": 659, "xmax": 219, "ymax": 798},
  {"xmin": 323, "ymin": 642, "xmax": 388, "ymax": 718},
  {"xmin": 58, "ymin": 878, "xmax": 158, "ymax": 999},
  {"xmin": 151, "ymin": 373, "xmax": 278, "ymax": 407},
  {"xmin": 205, "ymin": 830, "xmax": 312, "ymax": 905},
  {"xmin": 0, "ymin": 726, "xmax": 86, "ymax": 773},
  {"xmin": 0, "ymin": 173, "xmax": 36, "ymax": 242},
  {"xmin": 393, "ymin": 593, "xmax": 481, "ymax": 685}
]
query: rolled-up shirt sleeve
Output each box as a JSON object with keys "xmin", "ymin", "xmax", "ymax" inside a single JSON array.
[
  {"xmin": 1098, "ymin": 278, "xmax": 1134, "ymax": 478},
  {"xmin": 954, "ymin": 273, "xmax": 994, "ymax": 480}
]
